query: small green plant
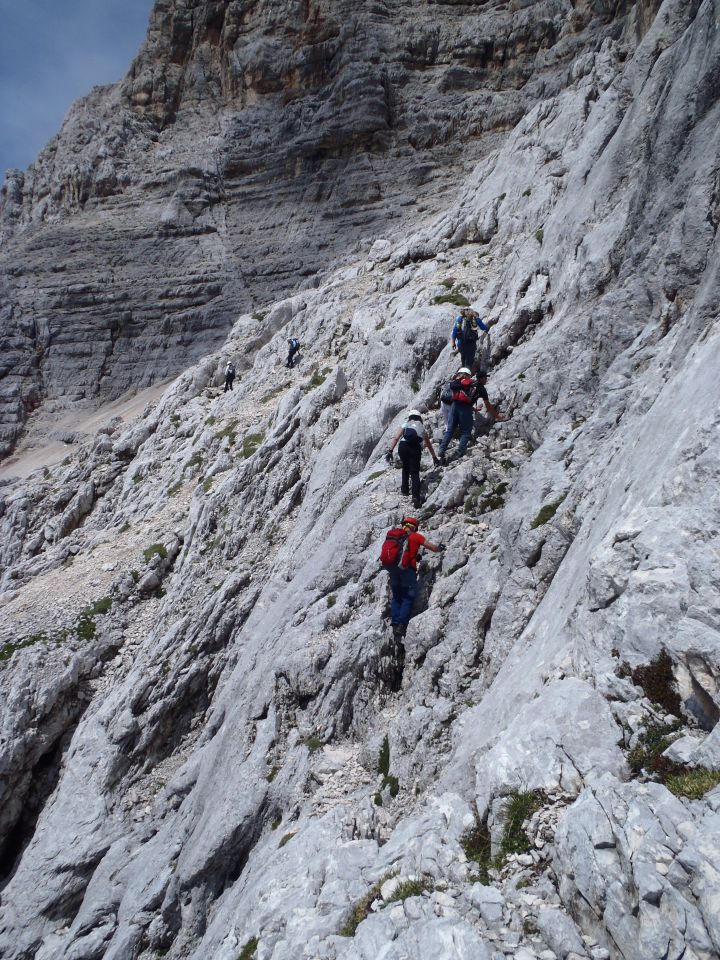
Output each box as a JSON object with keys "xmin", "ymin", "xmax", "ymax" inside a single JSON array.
[
  {"xmin": 305, "ymin": 369, "xmax": 328, "ymax": 391},
  {"xmin": 378, "ymin": 735, "xmax": 390, "ymax": 777},
  {"xmin": 441, "ymin": 278, "xmax": 454, "ymax": 289},
  {"xmin": 119, "ymin": 521, "xmax": 131, "ymax": 533},
  {"xmin": 278, "ymin": 832, "xmax": 295, "ymax": 848},
  {"xmin": 535, "ymin": 228, "xmax": 544, "ymax": 245},
  {"xmin": 266, "ymin": 764, "xmax": 280, "ymax": 783},
  {"xmin": 304, "ymin": 736, "xmax": 323, "ymax": 753},
  {"xmin": 530, "ymin": 495, "xmax": 566, "ymax": 529},
  {"xmin": 383, "ymin": 774, "xmax": 399, "ymax": 798},
  {"xmin": 410, "ymin": 380, "xmax": 420, "ymax": 393},
  {"xmin": 338, "ymin": 877, "xmax": 390, "ymax": 937},
  {"xmin": 498, "ymin": 192, "xmax": 506, "ymax": 200},
  {"xmin": 374, "ymin": 791, "xmax": 383, "ymax": 806},
  {"xmin": 170, "ymin": 414, "xmax": 181, "ymax": 425},
  {"xmin": 385, "ymin": 876, "xmax": 434, "ymax": 904},
  {"xmin": 522, "ymin": 188, "xmax": 531, "ymax": 197},
  {"xmin": 205, "ymin": 415, "xmax": 216, "ymax": 426},
  {"xmin": 460, "ymin": 817, "xmax": 492, "ymax": 884},
  {"xmin": 478, "ymin": 482, "xmax": 508, "ymax": 514},
  {"xmin": 76, "ymin": 614, "xmax": 97, "ymax": 641},
  {"xmin": 187, "ymin": 451, "xmax": 203, "ymax": 469},
  {"xmin": 252, "ymin": 310, "xmax": 267, "ymax": 321},
  {"xmin": 143, "ymin": 543, "xmax": 168, "ymax": 562},
  {"xmin": 367, "ymin": 471, "xmax": 384, "ymax": 482},
  {"xmin": 375, "ymin": 319, "xmax": 386, "ymax": 330},
  {"xmin": 326, "ymin": 594, "xmax": 336, "ymax": 608},
  {"xmin": 215, "ymin": 420, "xmax": 238, "ymax": 445},
  {"xmin": 271, "ymin": 816, "xmax": 282, "ymax": 830},
  {"xmin": 201, "ymin": 476, "xmax": 215, "ymax": 493},
  {"xmin": 516, "ymin": 372, "xmax": 526, "ymax": 381},
  {"xmin": 500, "ymin": 459, "xmax": 514, "ymax": 470},
  {"xmin": 168, "ymin": 480, "xmax": 183, "ymax": 496},
  {"xmin": 242, "ymin": 432, "xmax": 265, "ymax": 458},
  {"xmin": 130, "ymin": 569, "xmax": 140, "ymax": 583},
  {"xmin": 87, "ymin": 597, "xmax": 113, "ymax": 616},
  {"xmin": 237, "ymin": 935, "xmax": 259, "ymax": 960},
  {"xmin": 665, "ymin": 768, "xmax": 720, "ymax": 800},
  {"xmin": 431, "ymin": 291, "xmax": 471, "ymax": 307},
  {"xmin": 0, "ymin": 634, "xmax": 47, "ymax": 664},
  {"xmin": 496, "ymin": 790, "xmax": 544, "ymax": 861},
  {"xmin": 627, "ymin": 650, "xmax": 682, "ymax": 716},
  {"xmin": 132, "ymin": 470, "xmax": 144, "ymax": 484},
  {"xmin": 523, "ymin": 392, "xmax": 532, "ymax": 403},
  {"xmin": 628, "ymin": 719, "xmax": 682, "ymax": 776},
  {"xmin": 153, "ymin": 586, "xmax": 167, "ymax": 600}
]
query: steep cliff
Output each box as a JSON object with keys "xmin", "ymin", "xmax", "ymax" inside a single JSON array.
[
  {"xmin": 0, "ymin": 0, "xmax": 654, "ymax": 457},
  {"xmin": 1, "ymin": 2, "xmax": 719, "ymax": 960}
]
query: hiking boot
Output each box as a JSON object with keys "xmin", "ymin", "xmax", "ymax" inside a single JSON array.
[
  {"xmin": 438, "ymin": 455, "xmax": 447, "ymax": 466},
  {"xmin": 412, "ymin": 497, "xmax": 423, "ymax": 509}
]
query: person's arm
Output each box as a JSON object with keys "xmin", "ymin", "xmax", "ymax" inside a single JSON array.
[
  {"xmin": 386, "ymin": 428, "xmax": 404, "ymax": 460},
  {"xmin": 424, "ymin": 435, "xmax": 439, "ymax": 464},
  {"xmin": 423, "ymin": 539, "xmax": 446, "ymax": 553},
  {"xmin": 451, "ymin": 317, "xmax": 461, "ymax": 350},
  {"xmin": 483, "ymin": 398, "xmax": 507, "ymax": 421},
  {"xmin": 475, "ymin": 316, "xmax": 489, "ymax": 332}
]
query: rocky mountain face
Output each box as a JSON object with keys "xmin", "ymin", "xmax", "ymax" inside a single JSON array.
[
  {"xmin": 1, "ymin": 1, "xmax": 720, "ymax": 960},
  {"xmin": 0, "ymin": 0, "xmax": 659, "ymax": 458}
]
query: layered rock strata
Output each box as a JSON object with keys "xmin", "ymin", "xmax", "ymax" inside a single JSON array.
[{"xmin": 1, "ymin": 0, "xmax": 658, "ymax": 456}]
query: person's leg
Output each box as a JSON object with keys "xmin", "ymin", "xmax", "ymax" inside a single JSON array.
[
  {"xmin": 439, "ymin": 405, "xmax": 459, "ymax": 458},
  {"xmin": 398, "ymin": 568, "xmax": 418, "ymax": 626},
  {"xmin": 441, "ymin": 401, "xmax": 451, "ymax": 429},
  {"xmin": 398, "ymin": 441, "xmax": 410, "ymax": 495},
  {"xmin": 387, "ymin": 567, "xmax": 404, "ymax": 625},
  {"xmin": 457, "ymin": 404, "xmax": 474, "ymax": 456},
  {"xmin": 409, "ymin": 446, "xmax": 422, "ymax": 502},
  {"xmin": 461, "ymin": 341, "xmax": 476, "ymax": 369}
]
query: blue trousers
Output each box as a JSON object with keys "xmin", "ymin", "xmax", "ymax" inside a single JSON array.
[
  {"xmin": 387, "ymin": 567, "xmax": 418, "ymax": 626},
  {"xmin": 439, "ymin": 402, "xmax": 473, "ymax": 458}
]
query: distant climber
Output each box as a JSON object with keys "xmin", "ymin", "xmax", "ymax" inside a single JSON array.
[
  {"xmin": 451, "ymin": 308, "xmax": 489, "ymax": 370},
  {"xmin": 224, "ymin": 361, "xmax": 236, "ymax": 392},
  {"xmin": 438, "ymin": 368, "xmax": 506, "ymax": 464},
  {"xmin": 287, "ymin": 337, "xmax": 301, "ymax": 369},
  {"xmin": 379, "ymin": 516, "xmax": 445, "ymax": 640},
  {"xmin": 386, "ymin": 410, "xmax": 439, "ymax": 508}
]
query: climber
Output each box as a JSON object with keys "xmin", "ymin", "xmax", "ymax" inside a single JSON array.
[
  {"xmin": 472, "ymin": 370, "xmax": 507, "ymax": 425},
  {"xmin": 386, "ymin": 410, "xmax": 439, "ymax": 508},
  {"xmin": 438, "ymin": 367, "xmax": 506, "ymax": 463},
  {"xmin": 379, "ymin": 516, "xmax": 445, "ymax": 639},
  {"xmin": 287, "ymin": 337, "xmax": 301, "ymax": 369},
  {"xmin": 451, "ymin": 308, "xmax": 489, "ymax": 370},
  {"xmin": 223, "ymin": 361, "xmax": 236, "ymax": 392}
]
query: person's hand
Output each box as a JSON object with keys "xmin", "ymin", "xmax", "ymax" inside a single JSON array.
[
  {"xmin": 438, "ymin": 543, "xmax": 446, "ymax": 551},
  {"xmin": 433, "ymin": 457, "xmax": 440, "ymax": 466},
  {"xmin": 385, "ymin": 450, "xmax": 394, "ymax": 463}
]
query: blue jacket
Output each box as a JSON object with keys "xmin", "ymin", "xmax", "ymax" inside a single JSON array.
[
  {"xmin": 452, "ymin": 314, "xmax": 488, "ymax": 345},
  {"xmin": 451, "ymin": 315, "xmax": 489, "ymax": 344}
]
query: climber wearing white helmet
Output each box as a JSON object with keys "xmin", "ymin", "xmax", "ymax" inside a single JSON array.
[{"xmin": 386, "ymin": 409, "xmax": 439, "ymax": 508}]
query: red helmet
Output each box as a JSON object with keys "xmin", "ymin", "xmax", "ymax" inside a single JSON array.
[{"xmin": 402, "ymin": 516, "xmax": 419, "ymax": 530}]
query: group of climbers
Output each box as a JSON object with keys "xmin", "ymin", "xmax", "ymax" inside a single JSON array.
[{"xmin": 379, "ymin": 307, "xmax": 508, "ymax": 654}]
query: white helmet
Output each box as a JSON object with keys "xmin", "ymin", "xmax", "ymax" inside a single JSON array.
[
  {"xmin": 407, "ymin": 409, "xmax": 422, "ymax": 418},
  {"xmin": 458, "ymin": 367, "xmax": 472, "ymax": 376}
]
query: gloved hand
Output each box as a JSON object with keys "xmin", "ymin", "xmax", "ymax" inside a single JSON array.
[
  {"xmin": 438, "ymin": 543, "xmax": 446, "ymax": 551},
  {"xmin": 433, "ymin": 457, "xmax": 440, "ymax": 466},
  {"xmin": 385, "ymin": 450, "xmax": 393, "ymax": 463}
]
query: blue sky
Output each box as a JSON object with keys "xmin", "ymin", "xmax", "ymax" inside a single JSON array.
[{"xmin": 0, "ymin": 0, "xmax": 153, "ymax": 177}]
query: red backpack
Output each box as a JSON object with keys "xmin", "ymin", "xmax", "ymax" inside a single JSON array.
[
  {"xmin": 452, "ymin": 376, "xmax": 476, "ymax": 404},
  {"xmin": 379, "ymin": 528, "xmax": 409, "ymax": 568}
]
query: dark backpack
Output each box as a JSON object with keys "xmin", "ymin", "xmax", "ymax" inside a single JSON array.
[
  {"xmin": 402, "ymin": 424, "xmax": 422, "ymax": 445},
  {"xmin": 451, "ymin": 376, "xmax": 476, "ymax": 404},
  {"xmin": 227, "ymin": 363, "xmax": 235, "ymax": 376},
  {"xmin": 289, "ymin": 338, "xmax": 299, "ymax": 350},
  {"xmin": 461, "ymin": 315, "xmax": 478, "ymax": 342},
  {"xmin": 379, "ymin": 528, "xmax": 409, "ymax": 567},
  {"xmin": 440, "ymin": 382, "xmax": 454, "ymax": 405}
]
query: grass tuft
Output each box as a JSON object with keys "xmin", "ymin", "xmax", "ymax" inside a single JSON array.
[
  {"xmin": 665, "ymin": 768, "xmax": 720, "ymax": 800},
  {"xmin": 143, "ymin": 543, "xmax": 168, "ymax": 563},
  {"xmin": 431, "ymin": 291, "xmax": 470, "ymax": 307},
  {"xmin": 237, "ymin": 935, "xmax": 259, "ymax": 960},
  {"xmin": 530, "ymin": 495, "xmax": 566, "ymax": 529}
]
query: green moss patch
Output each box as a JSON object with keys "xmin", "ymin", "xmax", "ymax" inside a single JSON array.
[
  {"xmin": 242, "ymin": 432, "xmax": 265, "ymax": 458},
  {"xmin": 237, "ymin": 936, "xmax": 259, "ymax": 960},
  {"xmin": 385, "ymin": 876, "xmax": 434, "ymax": 904},
  {"xmin": 143, "ymin": 543, "xmax": 168, "ymax": 563},
  {"xmin": 626, "ymin": 650, "xmax": 683, "ymax": 717},
  {"xmin": 431, "ymin": 291, "xmax": 471, "ymax": 307},
  {"xmin": 530, "ymin": 495, "xmax": 566, "ymax": 529},
  {"xmin": 665, "ymin": 768, "xmax": 720, "ymax": 800}
]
